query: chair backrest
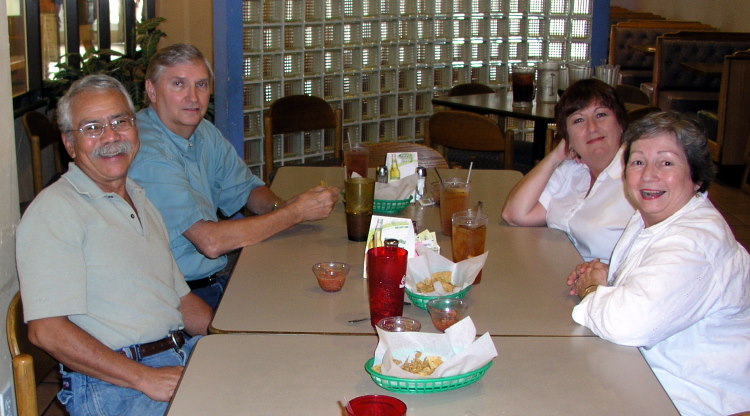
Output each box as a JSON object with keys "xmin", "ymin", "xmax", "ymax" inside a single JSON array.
[
  {"xmin": 22, "ymin": 111, "xmax": 65, "ymax": 196},
  {"xmin": 263, "ymin": 95, "xmax": 343, "ymax": 183},
  {"xmin": 448, "ymin": 83, "xmax": 495, "ymax": 96},
  {"xmin": 425, "ymin": 110, "xmax": 513, "ymax": 169},
  {"xmin": 365, "ymin": 142, "xmax": 449, "ymax": 169},
  {"xmin": 6, "ymin": 292, "xmax": 59, "ymax": 416},
  {"xmin": 713, "ymin": 49, "xmax": 750, "ymax": 165},
  {"xmin": 615, "ymin": 84, "xmax": 651, "ymax": 105}
]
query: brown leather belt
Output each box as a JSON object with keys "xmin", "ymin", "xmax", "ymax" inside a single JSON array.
[{"xmin": 118, "ymin": 330, "xmax": 186, "ymax": 360}]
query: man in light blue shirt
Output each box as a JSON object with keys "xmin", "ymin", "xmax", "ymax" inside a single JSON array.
[{"xmin": 129, "ymin": 44, "xmax": 339, "ymax": 308}]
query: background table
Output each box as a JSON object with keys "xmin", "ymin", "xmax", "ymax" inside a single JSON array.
[
  {"xmin": 210, "ymin": 166, "xmax": 589, "ymax": 336},
  {"xmin": 167, "ymin": 334, "xmax": 678, "ymax": 415},
  {"xmin": 432, "ymin": 91, "xmax": 556, "ymax": 163}
]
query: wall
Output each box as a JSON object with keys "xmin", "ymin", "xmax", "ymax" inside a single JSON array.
[
  {"xmin": 156, "ymin": 0, "xmax": 213, "ymax": 66},
  {"xmin": 1, "ymin": 0, "xmax": 21, "ymax": 413},
  {"xmin": 612, "ymin": 0, "xmax": 750, "ymax": 32}
]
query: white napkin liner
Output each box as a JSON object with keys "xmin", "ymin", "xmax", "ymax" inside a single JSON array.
[{"xmin": 405, "ymin": 246, "xmax": 488, "ymax": 295}]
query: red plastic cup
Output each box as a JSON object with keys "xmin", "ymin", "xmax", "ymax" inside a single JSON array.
[
  {"xmin": 346, "ymin": 395, "xmax": 407, "ymax": 416},
  {"xmin": 366, "ymin": 246, "xmax": 407, "ymax": 327}
]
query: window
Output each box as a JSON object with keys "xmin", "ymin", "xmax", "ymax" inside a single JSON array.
[
  {"xmin": 242, "ymin": 0, "xmax": 592, "ymax": 178},
  {"xmin": 10, "ymin": 0, "xmax": 155, "ymax": 112}
]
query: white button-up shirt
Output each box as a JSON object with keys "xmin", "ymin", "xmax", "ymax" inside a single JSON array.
[
  {"xmin": 540, "ymin": 146, "xmax": 635, "ymax": 263},
  {"xmin": 573, "ymin": 194, "xmax": 750, "ymax": 416}
]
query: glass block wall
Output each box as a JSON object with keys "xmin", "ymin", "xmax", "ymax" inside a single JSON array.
[{"xmin": 242, "ymin": 0, "xmax": 592, "ymax": 177}]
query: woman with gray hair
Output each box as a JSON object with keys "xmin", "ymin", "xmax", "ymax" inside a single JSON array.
[{"xmin": 567, "ymin": 111, "xmax": 750, "ymax": 415}]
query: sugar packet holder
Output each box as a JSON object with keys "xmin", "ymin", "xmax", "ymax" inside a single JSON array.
[{"xmin": 374, "ymin": 316, "xmax": 498, "ymax": 379}]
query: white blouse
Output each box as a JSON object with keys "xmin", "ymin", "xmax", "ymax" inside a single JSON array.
[
  {"xmin": 572, "ymin": 194, "xmax": 750, "ymax": 416},
  {"xmin": 539, "ymin": 147, "xmax": 634, "ymax": 263}
]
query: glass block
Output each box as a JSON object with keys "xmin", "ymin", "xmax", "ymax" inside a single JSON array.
[
  {"xmin": 379, "ymin": 120, "xmax": 396, "ymax": 141},
  {"xmin": 263, "ymin": 1, "xmax": 282, "ymax": 23},
  {"xmin": 323, "ymin": 75, "xmax": 343, "ymax": 98},
  {"xmin": 243, "ymin": 111, "xmax": 262, "ymax": 137},
  {"xmin": 285, "ymin": 0, "xmax": 304, "ymax": 21},
  {"xmin": 324, "ymin": 50, "xmax": 342, "ymax": 72},
  {"xmin": 361, "ymin": 123, "xmax": 379, "ymax": 143},
  {"xmin": 415, "ymin": 92, "xmax": 433, "ymax": 113},
  {"xmin": 546, "ymin": 41, "xmax": 565, "ymax": 60},
  {"xmin": 325, "ymin": 0, "xmax": 343, "ymax": 20},
  {"xmin": 343, "ymin": 0, "xmax": 362, "ymax": 19},
  {"xmin": 283, "ymin": 79, "xmax": 305, "ymax": 97},
  {"xmin": 397, "ymin": 93, "xmax": 414, "ymax": 115},
  {"xmin": 397, "ymin": 118, "xmax": 414, "ymax": 140},
  {"xmin": 433, "ymin": 43, "xmax": 451, "ymax": 63},
  {"xmin": 469, "ymin": 64, "xmax": 488, "ymax": 83},
  {"xmin": 343, "ymin": 47, "xmax": 362, "ymax": 71},
  {"xmin": 379, "ymin": 95, "xmax": 396, "ymax": 117},
  {"xmin": 304, "ymin": 77, "xmax": 323, "ymax": 96},
  {"xmin": 433, "ymin": 66, "xmax": 452, "ymax": 88},
  {"xmin": 342, "ymin": 73, "xmax": 360, "ymax": 96},
  {"xmin": 243, "ymin": 0, "xmax": 262, "ymax": 24},
  {"xmin": 572, "ymin": 0, "xmax": 591, "ymax": 15},
  {"xmin": 345, "ymin": 125, "xmax": 362, "ymax": 143},
  {"xmin": 548, "ymin": 18, "xmax": 567, "ymax": 37},
  {"xmin": 262, "ymin": 54, "xmax": 283, "ymax": 78},
  {"xmin": 361, "ymin": 72, "xmax": 378, "ymax": 95},
  {"xmin": 380, "ymin": 45, "xmax": 398, "ymax": 67},
  {"xmin": 488, "ymin": 17, "xmax": 507, "ymax": 38},
  {"xmin": 324, "ymin": 24, "xmax": 343, "ymax": 47},
  {"xmin": 304, "ymin": 51, "xmax": 323, "ymax": 75},
  {"xmin": 415, "ymin": 67, "xmax": 432, "ymax": 89},
  {"xmin": 527, "ymin": 16, "xmax": 542, "ymax": 37},
  {"xmin": 398, "ymin": 69, "xmax": 415, "ymax": 91},
  {"xmin": 343, "ymin": 98, "xmax": 361, "ymax": 122},
  {"xmin": 380, "ymin": 70, "xmax": 397, "ymax": 93},
  {"xmin": 243, "ymin": 55, "xmax": 261, "ymax": 80},
  {"xmin": 569, "ymin": 41, "xmax": 589, "ymax": 61},
  {"xmin": 361, "ymin": 21, "xmax": 380, "ymax": 44},
  {"xmin": 305, "ymin": 0, "xmax": 324, "ymax": 21},
  {"xmin": 399, "ymin": 20, "xmax": 415, "ymax": 41},
  {"xmin": 244, "ymin": 28, "xmax": 262, "ymax": 52},
  {"xmin": 399, "ymin": 45, "xmax": 415, "ymax": 66},
  {"xmin": 570, "ymin": 18, "xmax": 590, "ymax": 38},
  {"xmin": 263, "ymin": 27, "xmax": 283, "ymax": 51},
  {"xmin": 304, "ymin": 25, "xmax": 324, "ymax": 48},
  {"xmin": 263, "ymin": 81, "xmax": 282, "ymax": 106},
  {"xmin": 489, "ymin": 40, "xmax": 506, "ymax": 60},
  {"xmin": 433, "ymin": 18, "xmax": 452, "ymax": 41},
  {"xmin": 283, "ymin": 54, "xmax": 303, "ymax": 77},
  {"xmin": 488, "ymin": 62, "xmax": 509, "ymax": 85},
  {"xmin": 343, "ymin": 23, "xmax": 362, "ymax": 44},
  {"xmin": 243, "ymin": 83, "xmax": 263, "ymax": 110},
  {"xmin": 380, "ymin": 0, "xmax": 399, "ymax": 16},
  {"xmin": 284, "ymin": 26, "xmax": 303, "ymax": 50},
  {"xmin": 528, "ymin": 38, "xmax": 543, "ymax": 59},
  {"xmin": 362, "ymin": 46, "xmax": 379, "ymax": 69},
  {"xmin": 416, "ymin": 20, "xmax": 433, "ymax": 39},
  {"xmin": 469, "ymin": 41, "xmax": 487, "ymax": 61},
  {"xmin": 362, "ymin": 0, "xmax": 379, "ymax": 17},
  {"xmin": 243, "ymin": 136, "xmax": 262, "ymax": 163},
  {"xmin": 361, "ymin": 97, "xmax": 379, "ymax": 120}
]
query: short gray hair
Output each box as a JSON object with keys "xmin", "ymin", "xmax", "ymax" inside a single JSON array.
[
  {"xmin": 623, "ymin": 111, "xmax": 716, "ymax": 193},
  {"xmin": 57, "ymin": 74, "xmax": 135, "ymax": 133},
  {"xmin": 145, "ymin": 43, "xmax": 214, "ymax": 84}
]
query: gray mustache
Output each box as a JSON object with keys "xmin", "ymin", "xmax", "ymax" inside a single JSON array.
[{"xmin": 92, "ymin": 141, "xmax": 133, "ymax": 159}]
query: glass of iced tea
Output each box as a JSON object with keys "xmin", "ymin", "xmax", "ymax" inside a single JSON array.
[
  {"xmin": 451, "ymin": 209, "xmax": 488, "ymax": 284},
  {"xmin": 439, "ymin": 178, "xmax": 471, "ymax": 236},
  {"xmin": 344, "ymin": 144, "xmax": 369, "ymax": 178},
  {"xmin": 511, "ymin": 64, "xmax": 536, "ymax": 108}
]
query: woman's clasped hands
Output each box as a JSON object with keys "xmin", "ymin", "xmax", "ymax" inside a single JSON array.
[{"xmin": 566, "ymin": 259, "xmax": 608, "ymax": 299}]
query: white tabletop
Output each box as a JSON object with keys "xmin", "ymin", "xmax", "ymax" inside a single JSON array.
[
  {"xmin": 167, "ymin": 334, "xmax": 678, "ymax": 415},
  {"xmin": 210, "ymin": 167, "xmax": 588, "ymax": 336}
]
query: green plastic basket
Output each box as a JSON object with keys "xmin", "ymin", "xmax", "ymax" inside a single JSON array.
[
  {"xmin": 373, "ymin": 197, "xmax": 412, "ymax": 214},
  {"xmin": 365, "ymin": 357, "xmax": 493, "ymax": 394},
  {"xmin": 405, "ymin": 285, "xmax": 472, "ymax": 310}
]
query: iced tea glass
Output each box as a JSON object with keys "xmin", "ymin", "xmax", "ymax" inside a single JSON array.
[
  {"xmin": 452, "ymin": 209, "xmax": 488, "ymax": 284},
  {"xmin": 439, "ymin": 179, "xmax": 471, "ymax": 236},
  {"xmin": 344, "ymin": 145, "xmax": 369, "ymax": 179},
  {"xmin": 511, "ymin": 65, "xmax": 536, "ymax": 108},
  {"xmin": 345, "ymin": 177, "xmax": 375, "ymax": 241},
  {"xmin": 366, "ymin": 245, "xmax": 408, "ymax": 327}
]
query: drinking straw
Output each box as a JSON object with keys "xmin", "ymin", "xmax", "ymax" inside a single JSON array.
[
  {"xmin": 466, "ymin": 161, "xmax": 474, "ymax": 183},
  {"xmin": 434, "ymin": 167, "xmax": 443, "ymax": 183}
]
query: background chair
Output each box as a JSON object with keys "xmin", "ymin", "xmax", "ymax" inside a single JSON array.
[
  {"xmin": 365, "ymin": 142, "xmax": 449, "ymax": 169},
  {"xmin": 6, "ymin": 292, "xmax": 59, "ymax": 416},
  {"xmin": 263, "ymin": 95, "xmax": 343, "ymax": 183},
  {"xmin": 22, "ymin": 111, "xmax": 67, "ymax": 197},
  {"xmin": 447, "ymin": 83, "xmax": 495, "ymax": 96},
  {"xmin": 615, "ymin": 84, "xmax": 652, "ymax": 106},
  {"xmin": 425, "ymin": 110, "xmax": 513, "ymax": 170}
]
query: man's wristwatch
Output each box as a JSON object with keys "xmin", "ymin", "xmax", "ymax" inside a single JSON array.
[{"xmin": 272, "ymin": 200, "xmax": 282, "ymax": 211}]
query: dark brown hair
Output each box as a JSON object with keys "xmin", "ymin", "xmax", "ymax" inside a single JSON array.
[{"xmin": 554, "ymin": 78, "xmax": 628, "ymax": 142}]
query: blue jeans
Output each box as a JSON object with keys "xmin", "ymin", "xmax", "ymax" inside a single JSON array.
[
  {"xmin": 190, "ymin": 273, "xmax": 230, "ymax": 309},
  {"xmin": 57, "ymin": 335, "xmax": 200, "ymax": 416}
]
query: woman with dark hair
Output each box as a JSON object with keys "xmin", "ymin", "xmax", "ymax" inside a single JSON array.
[
  {"xmin": 502, "ymin": 78, "xmax": 634, "ymax": 263},
  {"xmin": 568, "ymin": 111, "xmax": 750, "ymax": 416}
]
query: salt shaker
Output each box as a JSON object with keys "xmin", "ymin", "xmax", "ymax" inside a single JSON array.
[
  {"xmin": 415, "ymin": 166, "xmax": 426, "ymax": 201},
  {"xmin": 376, "ymin": 165, "xmax": 388, "ymax": 183}
]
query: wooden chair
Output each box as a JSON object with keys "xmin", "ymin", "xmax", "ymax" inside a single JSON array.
[
  {"xmin": 712, "ymin": 49, "xmax": 750, "ymax": 166},
  {"xmin": 365, "ymin": 142, "xmax": 449, "ymax": 169},
  {"xmin": 425, "ymin": 110, "xmax": 513, "ymax": 170},
  {"xmin": 615, "ymin": 84, "xmax": 651, "ymax": 106},
  {"xmin": 263, "ymin": 95, "xmax": 343, "ymax": 183},
  {"xmin": 6, "ymin": 292, "xmax": 59, "ymax": 416},
  {"xmin": 22, "ymin": 111, "xmax": 66, "ymax": 196}
]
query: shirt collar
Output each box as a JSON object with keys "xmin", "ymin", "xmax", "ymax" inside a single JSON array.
[
  {"xmin": 601, "ymin": 145, "xmax": 627, "ymax": 180},
  {"xmin": 639, "ymin": 192, "xmax": 707, "ymax": 234},
  {"xmin": 63, "ymin": 162, "xmax": 146, "ymax": 201}
]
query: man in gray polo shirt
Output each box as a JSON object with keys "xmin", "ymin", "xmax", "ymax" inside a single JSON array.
[{"xmin": 16, "ymin": 74, "xmax": 212, "ymax": 415}]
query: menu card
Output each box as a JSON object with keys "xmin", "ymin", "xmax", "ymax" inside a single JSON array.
[{"xmin": 386, "ymin": 152, "xmax": 418, "ymax": 201}]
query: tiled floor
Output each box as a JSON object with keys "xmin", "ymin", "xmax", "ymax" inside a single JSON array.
[{"xmin": 36, "ymin": 180, "xmax": 750, "ymax": 416}]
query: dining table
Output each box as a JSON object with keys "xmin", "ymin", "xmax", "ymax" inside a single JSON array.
[
  {"xmin": 169, "ymin": 165, "xmax": 679, "ymax": 415},
  {"xmin": 432, "ymin": 91, "xmax": 556, "ymax": 164},
  {"xmin": 166, "ymin": 333, "xmax": 678, "ymax": 415},
  {"xmin": 209, "ymin": 166, "xmax": 591, "ymax": 337}
]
